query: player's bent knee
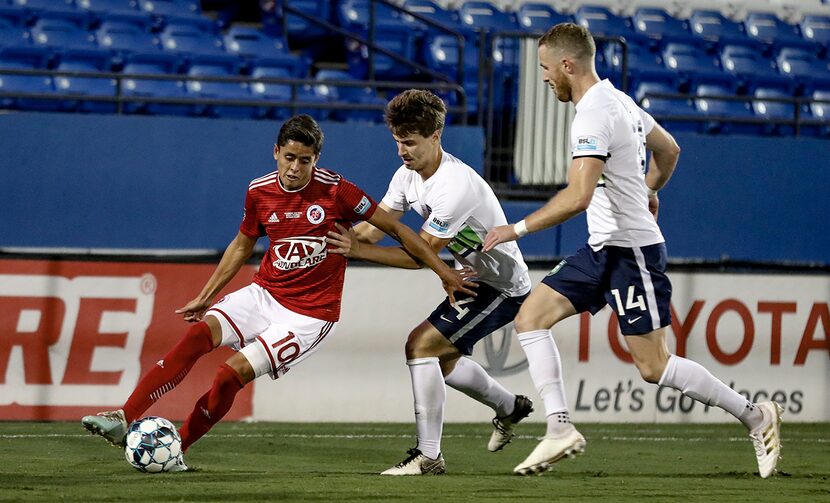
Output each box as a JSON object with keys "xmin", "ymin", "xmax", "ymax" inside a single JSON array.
[{"xmin": 225, "ymin": 352, "xmax": 255, "ymax": 384}]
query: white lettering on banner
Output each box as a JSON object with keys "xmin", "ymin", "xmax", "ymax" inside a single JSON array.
[{"xmin": 0, "ymin": 274, "xmax": 154, "ymax": 406}]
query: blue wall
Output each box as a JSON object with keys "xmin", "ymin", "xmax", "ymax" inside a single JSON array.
[{"xmin": 0, "ymin": 113, "xmax": 827, "ymax": 264}]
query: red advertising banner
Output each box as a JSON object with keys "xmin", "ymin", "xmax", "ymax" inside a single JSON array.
[{"xmin": 0, "ymin": 259, "xmax": 256, "ymax": 421}]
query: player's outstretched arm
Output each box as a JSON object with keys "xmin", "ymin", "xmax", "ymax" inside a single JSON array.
[
  {"xmin": 366, "ymin": 208, "xmax": 476, "ymax": 304},
  {"xmin": 483, "ymin": 157, "xmax": 604, "ymax": 251},
  {"xmin": 176, "ymin": 231, "xmax": 257, "ymax": 322},
  {"xmin": 350, "ymin": 202, "xmax": 404, "ymax": 245}
]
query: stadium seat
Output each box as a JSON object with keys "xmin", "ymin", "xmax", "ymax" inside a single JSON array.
[
  {"xmin": 267, "ymin": 0, "xmax": 330, "ymax": 44},
  {"xmin": 250, "ymin": 63, "xmax": 329, "ymax": 120},
  {"xmin": 606, "ymin": 40, "xmax": 675, "ymax": 91},
  {"xmin": 662, "ymin": 42, "xmax": 732, "ymax": 90},
  {"xmin": 95, "ymin": 14, "xmax": 159, "ymax": 67},
  {"xmin": 74, "ymin": 0, "xmax": 141, "ymax": 17},
  {"xmin": 631, "ymin": 7, "xmax": 697, "ymax": 45},
  {"xmin": 720, "ymin": 44, "xmax": 793, "ymax": 93},
  {"xmin": 0, "ymin": 46, "xmax": 60, "ymax": 111},
  {"xmin": 799, "ymin": 88, "xmax": 830, "ymax": 137},
  {"xmin": 574, "ymin": 5, "xmax": 647, "ymax": 46},
  {"xmin": 688, "ymin": 10, "xmax": 757, "ymax": 50},
  {"xmin": 694, "ymin": 83, "xmax": 761, "ymax": 135},
  {"xmin": 314, "ymin": 68, "xmax": 384, "ymax": 123},
  {"xmin": 136, "ymin": 0, "xmax": 200, "ymax": 18},
  {"xmin": 743, "ymin": 11, "xmax": 815, "ymax": 52},
  {"xmin": 159, "ymin": 19, "xmax": 229, "ymax": 64},
  {"xmin": 752, "ymin": 87, "xmax": 796, "ymax": 136},
  {"xmin": 53, "ymin": 52, "xmax": 118, "ymax": 113},
  {"xmin": 799, "ymin": 14, "xmax": 830, "ymax": 52},
  {"xmin": 120, "ymin": 53, "xmax": 188, "ymax": 115},
  {"xmin": 635, "ymin": 80, "xmax": 702, "ymax": 133},
  {"xmin": 402, "ymin": 0, "xmax": 466, "ymax": 37},
  {"xmin": 9, "ymin": 0, "xmax": 74, "ymax": 12},
  {"xmin": 456, "ymin": 1, "xmax": 518, "ymax": 33},
  {"xmin": 0, "ymin": 14, "xmax": 31, "ymax": 49},
  {"xmin": 29, "ymin": 11, "xmax": 103, "ymax": 54},
  {"xmin": 222, "ymin": 26, "xmax": 306, "ymax": 76},
  {"xmin": 776, "ymin": 47, "xmax": 830, "ymax": 93},
  {"xmin": 185, "ymin": 60, "xmax": 254, "ymax": 118},
  {"xmin": 515, "ymin": 3, "xmax": 571, "ymax": 34}
]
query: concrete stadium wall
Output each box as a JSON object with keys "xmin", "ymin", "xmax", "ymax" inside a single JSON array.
[{"xmin": 0, "ymin": 113, "xmax": 827, "ymax": 263}]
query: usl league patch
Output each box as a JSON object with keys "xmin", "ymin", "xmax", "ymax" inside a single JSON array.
[
  {"xmin": 575, "ymin": 135, "xmax": 599, "ymax": 151},
  {"xmin": 354, "ymin": 195, "xmax": 371, "ymax": 215},
  {"xmin": 429, "ymin": 216, "xmax": 449, "ymax": 233}
]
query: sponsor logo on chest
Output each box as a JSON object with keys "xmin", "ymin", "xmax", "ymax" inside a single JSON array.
[{"xmin": 271, "ymin": 237, "xmax": 328, "ymax": 270}]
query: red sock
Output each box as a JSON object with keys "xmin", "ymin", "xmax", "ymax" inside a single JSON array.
[
  {"xmin": 122, "ymin": 322, "xmax": 214, "ymax": 422},
  {"xmin": 179, "ymin": 363, "xmax": 245, "ymax": 452}
]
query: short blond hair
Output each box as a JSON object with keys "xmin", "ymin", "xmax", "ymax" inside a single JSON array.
[{"xmin": 538, "ymin": 22, "xmax": 596, "ymax": 62}]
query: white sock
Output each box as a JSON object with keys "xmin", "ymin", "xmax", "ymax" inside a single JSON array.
[
  {"xmin": 407, "ymin": 357, "xmax": 445, "ymax": 459},
  {"xmin": 658, "ymin": 354, "xmax": 762, "ymax": 429},
  {"xmin": 517, "ymin": 329, "xmax": 571, "ymax": 436},
  {"xmin": 444, "ymin": 357, "xmax": 514, "ymax": 417}
]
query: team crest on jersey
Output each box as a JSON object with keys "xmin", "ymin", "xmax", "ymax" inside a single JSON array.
[
  {"xmin": 354, "ymin": 195, "xmax": 371, "ymax": 215},
  {"xmin": 306, "ymin": 204, "xmax": 325, "ymax": 225},
  {"xmin": 271, "ymin": 236, "xmax": 327, "ymax": 270}
]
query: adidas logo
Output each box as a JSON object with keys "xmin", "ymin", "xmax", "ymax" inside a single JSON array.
[
  {"xmin": 156, "ymin": 359, "xmax": 164, "ymax": 368},
  {"xmin": 268, "ymin": 212, "xmax": 279, "ymax": 223},
  {"xmin": 201, "ymin": 407, "xmax": 211, "ymax": 419}
]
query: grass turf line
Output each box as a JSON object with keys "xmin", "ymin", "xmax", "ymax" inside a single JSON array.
[{"xmin": 0, "ymin": 422, "xmax": 827, "ymax": 502}]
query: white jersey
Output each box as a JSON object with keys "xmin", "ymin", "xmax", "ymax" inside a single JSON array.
[
  {"xmin": 571, "ymin": 79, "xmax": 665, "ymax": 250},
  {"xmin": 382, "ymin": 150, "xmax": 531, "ymax": 297}
]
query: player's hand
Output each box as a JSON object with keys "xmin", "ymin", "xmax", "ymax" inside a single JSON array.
[
  {"xmin": 441, "ymin": 267, "xmax": 477, "ymax": 305},
  {"xmin": 648, "ymin": 193, "xmax": 659, "ymax": 221},
  {"xmin": 483, "ymin": 224, "xmax": 518, "ymax": 252},
  {"xmin": 326, "ymin": 222, "xmax": 360, "ymax": 258},
  {"xmin": 175, "ymin": 298, "xmax": 211, "ymax": 323}
]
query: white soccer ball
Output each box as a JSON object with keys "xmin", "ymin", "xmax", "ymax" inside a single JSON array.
[{"xmin": 124, "ymin": 416, "xmax": 183, "ymax": 473}]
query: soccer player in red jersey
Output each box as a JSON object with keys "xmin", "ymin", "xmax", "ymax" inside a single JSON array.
[{"xmin": 82, "ymin": 115, "xmax": 473, "ymax": 469}]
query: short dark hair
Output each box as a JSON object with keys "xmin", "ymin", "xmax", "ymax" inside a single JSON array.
[
  {"xmin": 277, "ymin": 114, "xmax": 324, "ymax": 154},
  {"xmin": 384, "ymin": 89, "xmax": 446, "ymax": 138},
  {"xmin": 538, "ymin": 22, "xmax": 596, "ymax": 61}
]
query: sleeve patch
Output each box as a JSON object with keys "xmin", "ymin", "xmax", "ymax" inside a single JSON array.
[
  {"xmin": 354, "ymin": 195, "xmax": 372, "ymax": 215},
  {"xmin": 429, "ymin": 216, "xmax": 449, "ymax": 233},
  {"xmin": 575, "ymin": 135, "xmax": 599, "ymax": 151}
]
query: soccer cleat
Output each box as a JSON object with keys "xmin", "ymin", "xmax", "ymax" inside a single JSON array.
[
  {"xmin": 168, "ymin": 457, "xmax": 189, "ymax": 473},
  {"xmin": 488, "ymin": 395, "xmax": 534, "ymax": 452},
  {"xmin": 81, "ymin": 409, "xmax": 128, "ymax": 448},
  {"xmin": 513, "ymin": 427, "xmax": 586, "ymax": 476},
  {"xmin": 749, "ymin": 401, "xmax": 783, "ymax": 478},
  {"xmin": 380, "ymin": 448, "xmax": 446, "ymax": 476}
]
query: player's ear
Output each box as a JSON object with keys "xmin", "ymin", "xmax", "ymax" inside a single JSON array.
[{"xmin": 273, "ymin": 144, "xmax": 280, "ymax": 160}]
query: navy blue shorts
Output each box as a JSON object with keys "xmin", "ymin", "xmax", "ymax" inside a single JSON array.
[
  {"xmin": 541, "ymin": 243, "xmax": 672, "ymax": 335},
  {"xmin": 427, "ymin": 281, "xmax": 528, "ymax": 355}
]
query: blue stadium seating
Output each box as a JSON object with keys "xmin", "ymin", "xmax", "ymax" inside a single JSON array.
[
  {"xmin": 688, "ymin": 10, "xmax": 756, "ymax": 49},
  {"xmin": 574, "ymin": 5, "xmax": 647, "ymax": 45},
  {"xmin": 0, "ymin": 46, "xmax": 59, "ymax": 111},
  {"xmin": 515, "ymin": 3, "xmax": 571, "ymax": 34},
  {"xmin": 158, "ymin": 18, "xmax": 229, "ymax": 64},
  {"xmin": 606, "ymin": 40, "xmax": 674, "ymax": 90},
  {"xmin": 74, "ymin": 0, "xmax": 141, "ymax": 17},
  {"xmin": 54, "ymin": 52, "xmax": 117, "ymax": 113},
  {"xmin": 267, "ymin": 0, "xmax": 330, "ymax": 44},
  {"xmin": 799, "ymin": 15, "xmax": 830, "ymax": 52},
  {"xmin": 776, "ymin": 47, "xmax": 830, "ymax": 93},
  {"xmin": 631, "ymin": 7, "xmax": 697, "ymax": 45},
  {"xmin": 800, "ymin": 88, "xmax": 830, "ymax": 137},
  {"xmin": 136, "ymin": 0, "xmax": 199, "ymax": 18},
  {"xmin": 185, "ymin": 60, "xmax": 253, "ymax": 118},
  {"xmin": 29, "ymin": 11, "xmax": 104, "ymax": 54},
  {"xmin": 662, "ymin": 41, "xmax": 731, "ymax": 90},
  {"xmin": 250, "ymin": 63, "xmax": 328, "ymax": 120},
  {"xmin": 720, "ymin": 44, "xmax": 793, "ymax": 93},
  {"xmin": 223, "ymin": 25, "xmax": 306, "ymax": 76},
  {"xmin": 752, "ymin": 87, "xmax": 796, "ymax": 136},
  {"xmin": 743, "ymin": 11, "xmax": 815, "ymax": 52},
  {"xmin": 0, "ymin": 14, "xmax": 30, "ymax": 49},
  {"xmin": 95, "ymin": 14, "xmax": 158, "ymax": 66},
  {"xmin": 694, "ymin": 83, "xmax": 760, "ymax": 135},
  {"xmin": 314, "ymin": 68, "xmax": 384, "ymax": 122},
  {"xmin": 402, "ymin": 0, "xmax": 466, "ymax": 37},
  {"xmin": 457, "ymin": 1, "xmax": 517, "ymax": 33},
  {"xmin": 9, "ymin": 0, "xmax": 74, "ymax": 12},
  {"xmin": 635, "ymin": 80, "xmax": 702, "ymax": 133},
  {"xmin": 120, "ymin": 53, "xmax": 188, "ymax": 115}
]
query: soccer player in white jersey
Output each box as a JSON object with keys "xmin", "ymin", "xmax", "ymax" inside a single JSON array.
[
  {"xmin": 81, "ymin": 115, "xmax": 473, "ymax": 468},
  {"xmin": 326, "ymin": 89, "xmax": 535, "ymax": 475},
  {"xmin": 483, "ymin": 24, "xmax": 783, "ymax": 477}
]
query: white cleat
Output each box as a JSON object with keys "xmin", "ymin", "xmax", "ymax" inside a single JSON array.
[
  {"xmin": 750, "ymin": 401, "xmax": 783, "ymax": 478},
  {"xmin": 81, "ymin": 409, "xmax": 128, "ymax": 448},
  {"xmin": 489, "ymin": 395, "xmax": 534, "ymax": 452},
  {"xmin": 513, "ymin": 427, "xmax": 586, "ymax": 476},
  {"xmin": 380, "ymin": 448, "xmax": 446, "ymax": 476},
  {"xmin": 168, "ymin": 457, "xmax": 189, "ymax": 473}
]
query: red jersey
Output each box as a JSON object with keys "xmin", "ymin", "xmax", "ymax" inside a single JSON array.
[{"xmin": 240, "ymin": 167, "xmax": 377, "ymax": 321}]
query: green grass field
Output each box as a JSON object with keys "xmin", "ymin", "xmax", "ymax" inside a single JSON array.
[{"xmin": 1, "ymin": 422, "xmax": 827, "ymax": 502}]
